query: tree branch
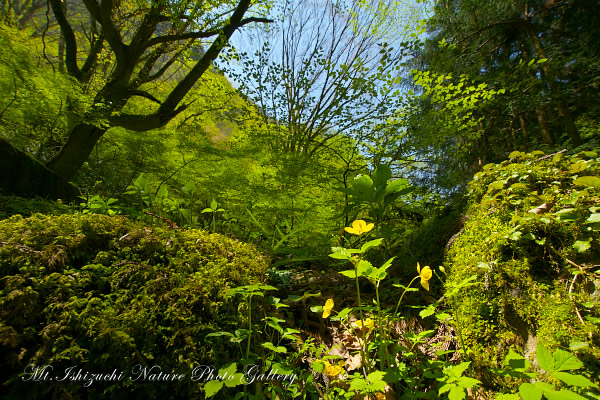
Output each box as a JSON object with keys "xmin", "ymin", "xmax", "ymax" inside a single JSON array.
[
  {"xmin": 142, "ymin": 17, "xmax": 272, "ymax": 51},
  {"xmin": 49, "ymin": 0, "xmax": 80, "ymax": 79}
]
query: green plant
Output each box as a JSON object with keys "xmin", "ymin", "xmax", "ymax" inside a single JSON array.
[
  {"xmin": 494, "ymin": 343, "xmax": 599, "ymax": 400},
  {"xmin": 79, "ymin": 193, "xmax": 120, "ymax": 215},
  {"xmin": 338, "ymin": 165, "xmax": 413, "ymax": 256},
  {"xmin": 202, "ymin": 199, "xmax": 225, "ymax": 232}
]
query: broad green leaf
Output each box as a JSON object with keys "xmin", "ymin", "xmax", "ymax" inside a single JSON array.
[
  {"xmin": 339, "ymin": 269, "xmax": 356, "ymax": 278},
  {"xmin": 204, "ymin": 380, "xmax": 224, "ymax": 397},
  {"xmin": 218, "ymin": 363, "xmax": 237, "ymax": 377},
  {"xmin": 509, "ymin": 151, "xmax": 523, "ymax": 159},
  {"xmin": 544, "ymin": 389, "xmax": 588, "ymax": 400},
  {"xmin": 372, "ymin": 164, "xmax": 392, "ymax": 188},
  {"xmin": 505, "ymin": 350, "xmax": 529, "ymax": 371},
  {"xmin": 356, "ymin": 260, "xmax": 374, "ymax": 276},
  {"xmin": 555, "ymin": 208, "xmax": 579, "ymax": 222},
  {"xmin": 350, "ymin": 175, "xmax": 375, "ymax": 201},
  {"xmin": 519, "ymin": 383, "xmax": 543, "ymax": 400},
  {"xmin": 385, "ymin": 178, "xmax": 412, "ymax": 195},
  {"xmin": 262, "ymin": 342, "xmax": 288, "ymax": 353},
  {"xmin": 419, "ymin": 305, "xmax": 435, "ymax": 318},
  {"xmin": 573, "ymin": 240, "xmax": 591, "ymax": 253},
  {"xmin": 448, "ymin": 386, "xmax": 466, "ymax": 400},
  {"xmin": 457, "ymin": 376, "xmax": 481, "ymax": 388},
  {"xmin": 361, "ymin": 238, "xmax": 383, "ymax": 253},
  {"xmin": 533, "ymin": 382, "xmax": 555, "ymax": 392},
  {"xmin": 586, "ymin": 213, "xmax": 600, "ymax": 223},
  {"xmin": 537, "ymin": 343, "xmax": 554, "ymax": 372},
  {"xmin": 488, "ymin": 180, "xmax": 505, "ymax": 191},
  {"xmin": 210, "ymin": 199, "xmax": 218, "ymax": 210},
  {"xmin": 573, "ymin": 176, "xmax": 600, "ymax": 190},
  {"xmin": 552, "ymin": 349, "xmax": 583, "ymax": 371},
  {"xmin": 569, "ymin": 342, "xmax": 588, "ymax": 351},
  {"xmin": 225, "ymin": 373, "xmax": 246, "ymax": 387},
  {"xmin": 447, "ymin": 362, "xmax": 470, "ymax": 379},
  {"xmin": 551, "ymin": 372, "xmax": 598, "ymax": 388}
]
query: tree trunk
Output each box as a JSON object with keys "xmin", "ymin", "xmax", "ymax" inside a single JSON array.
[
  {"xmin": 557, "ymin": 100, "xmax": 582, "ymax": 146},
  {"xmin": 46, "ymin": 123, "xmax": 107, "ymax": 180},
  {"xmin": 0, "ymin": 139, "xmax": 80, "ymax": 200},
  {"xmin": 535, "ymin": 106, "xmax": 555, "ymax": 145}
]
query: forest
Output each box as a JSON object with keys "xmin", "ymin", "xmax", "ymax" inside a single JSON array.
[{"xmin": 0, "ymin": 0, "xmax": 599, "ymax": 398}]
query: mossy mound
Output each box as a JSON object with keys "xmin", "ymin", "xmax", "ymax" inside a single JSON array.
[
  {"xmin": 445, "ymin": 150, "xmax": 600, "ymax": 387},
  {"xmin": 0, "ymin": 213, "xmax": 268, "ymax": 399}
]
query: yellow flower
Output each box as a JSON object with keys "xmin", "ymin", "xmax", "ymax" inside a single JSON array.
[
  {"xmin": 353, "ymin": 318, "xmax": 375, "ymax": 330},
  {"xmin": 322, "ymin": 298, "xmax": 334, "ymax": 318},
  {"xmin": 439, "ymin": 266, "xmax": 446, "ymax": 274},
  {"xmin": 417, "ymin": 262, "xmax": 432, "ymax": 291},
  {"xmin": 344, "ymin": 220, "xmax": 374, "ymax": 235},
  {"xmin": 322, "ymin": 360, "xmax": 345, "ymax": 376}
]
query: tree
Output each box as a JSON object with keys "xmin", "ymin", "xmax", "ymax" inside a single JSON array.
[
  {"xmin": 229, "ymin": 0, "xmax": 414, "ymax": 159},
  {"xmin": 42, "ymin": 0, "xmax": 271, "ymax": 180},
  {"xmin": 403, "ymin": 0, "xmax": 600, "ymax": 191}
]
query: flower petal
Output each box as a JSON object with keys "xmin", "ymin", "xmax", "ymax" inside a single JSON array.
[
  {"xmin": 322, "ymin": 298, "xmax": 334, "ymax": 318},
  {"xmin": 420, "ymin": 266, "xmax": 432, "ymax": 280},
  {"xmin": 420, "ymin": 278, "xmax": 430, "ymax": 291},
  {"xmin": 344, "ymin": 226, "xmax": 359, "ymax": 235}
]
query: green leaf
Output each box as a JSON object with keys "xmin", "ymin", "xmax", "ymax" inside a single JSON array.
[
  {"xmin": 551, "ymin": 371, "xmax": 598, "ymax": 388},
  {"xmin": 488, "ymin": 180, "xmax": 505, "ymax": 191},
  {"xmin": 339, "ymin": 269, "xmax": 356, "ymax": 278},
  {"xmin": 555, "ymin": 208, "xmax": 579, "ymax": 222},
  {"xmin": 586, "ymin": 213, "xmax": 600, "ymax": 223},
  {"xmin": 210, "ymin": 199, "xmax": 218, "ymax": 210},
  {"xmin": 361, "ymin": 238, "xmax": 383, "ymax": 253},
  {"xmin": 569, "ymin": 342, "xmax": 588, "ymax": 351},
  {"xmin": 225, "ymin": 373, "xmax": 246, "ymax": 387},
  {"xmin": 537, "ymin": 343, "xmax": 554, "ymax": 372},
  {"xmin": 372, "ymin": 164, "xmax": 392, "ymax": 188},
  {"xmin": 505, "ymin": 350, "xmax": 529, "ymax": 371},
  {"xmin": 573, "ymin": 239, "xmax": 591, "ymax": 253},
  {"xmin": 204, "ymin": 380, "xmax": 224, "ymax": 397},
  {"xmin": 448, "ymin": 386, "xmax": 466, "ymax": 400},
  {"xmin": 519, "ymin": 383, "xmax": 543, "ymax": 400},
  {"xmin": 419, "ymin": 304, "xmax": 436, "ymax": 319},
  {"xmin": 356, "ymin": 260, "xmax": 374, "ymax": 276},
  {"xmin": 350, "ymin": 175, "xmax": 375, "ymax": 202},
  {"xmin": 262, "ymin": 342, "xmax": 288, "ymax": 353},
  {"xmin": 552, "ymin": 349, "xmax": 583, "ymax": 371},
  {"xmin": 573, "ymin": 176, "xmax": 600, "ymax": 190},
  {"xmin": 447, "ymin": 362, "xmax": 470, "ymax": 379},
  {"xmin": 457, "ymin": 376, "xmax": 481, "ymax": 388},
  {"xmin": 218, "ymin": 363, "xmax": 237, "ymax": 377},
  {"xmin": 544, "ymin": 389, "xmax": 588, "ymax": 400}
]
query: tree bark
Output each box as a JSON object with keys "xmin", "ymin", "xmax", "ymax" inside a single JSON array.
[
  {"xmin": 0, "ymin": 139, "xmax": 79, "ymax": 200},
  {"xmin": 535, "ymin": 106, "xmax": 555, "ymax": 145},
  {"xmin": 46, "ymin": 123, "xmax": 106, "ymax": 180}
]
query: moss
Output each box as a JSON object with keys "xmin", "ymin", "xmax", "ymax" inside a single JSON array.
[
  {"xmin": 0, "ymin": 195, "xmax": 71, "ymax": 219},
  {"xmin": 0, "ymin": 213, "xmax": 268, "ymax": 399},
  {"xmin": 444, "ymin": 150, "xmax": 600, "ymax": 387}
]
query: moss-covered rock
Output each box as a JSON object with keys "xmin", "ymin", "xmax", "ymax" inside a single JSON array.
[
  {"xmin": 444, "ymin": 150, "xmax": 600, "ymax": 387},
  {"xmin": 0, "ymin": 213, "xmax": 268, "ymax": 399}
]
